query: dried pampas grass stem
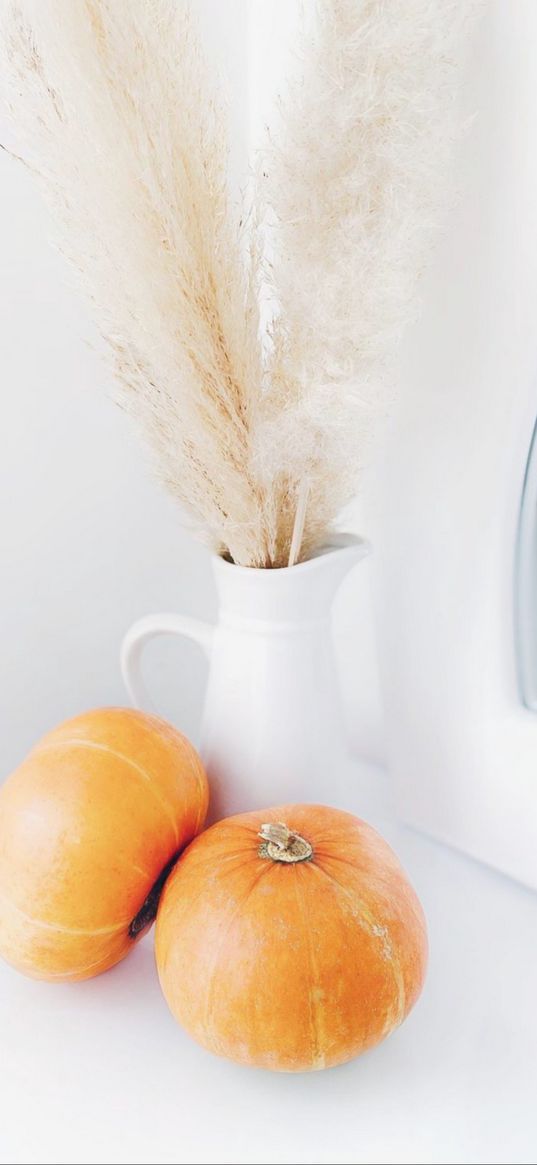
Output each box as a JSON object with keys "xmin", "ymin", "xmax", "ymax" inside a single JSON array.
[
  {"xmin": 0, "ymin": 0, "xmax": 479, "ymax": 567},
  {"xmin": 288, "ymin": 479, "xmax": 310, "ymax": 568}
]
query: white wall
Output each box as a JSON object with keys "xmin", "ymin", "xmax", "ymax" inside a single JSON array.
[
  {"xmin": 0, "ymin": 0, "xmax": 383, "ymax": 776},
  {"xmin": 373, "ymin": 0, "xmax": 537, "ymax": 889}
]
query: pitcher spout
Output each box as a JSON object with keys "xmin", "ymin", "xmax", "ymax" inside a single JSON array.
[{"xmin": 311, "ymin": 532, "xmax": 370, "ymax": 574}]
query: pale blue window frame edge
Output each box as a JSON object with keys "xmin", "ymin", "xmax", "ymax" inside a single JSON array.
[{"xmin": 516, "ymin": 416, "xmax": 537, "ymax": 711}]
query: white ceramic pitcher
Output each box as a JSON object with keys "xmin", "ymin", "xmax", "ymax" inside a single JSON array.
[{"xmin": 121, "ymin": 533, "xmax": 368, "ymax": 819}]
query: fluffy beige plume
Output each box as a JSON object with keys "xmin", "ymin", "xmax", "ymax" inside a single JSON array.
[
  {"xmin": 0, "ymin": 0, "xmax": 271, "ymax": 566},
  {"xmin": 256, "ymin": 0, "xmax": 479, "ymax": 561},
  {"xmin": 0, "ymin": 0, "xmax": 478, "ymax": 567}
]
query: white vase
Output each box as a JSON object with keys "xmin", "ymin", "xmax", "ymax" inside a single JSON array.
[{"xmin": 121, "ymin": 533, "xmax": 368, "ymax": 819}]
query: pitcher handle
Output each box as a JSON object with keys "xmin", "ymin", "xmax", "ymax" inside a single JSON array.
[{"xmin": 121, "ymin": 613, "xmax": 213, "ymax": 713}]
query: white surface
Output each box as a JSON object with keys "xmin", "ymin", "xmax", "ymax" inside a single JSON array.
[
  {"xmin": 377, "ymin": 0, "xmax": 537, "ymax": 888},
  {"xmin": 1, "ymin": 760, "xmax": 536, "ymax": 1165},
  {"xmin": 122, "ymin": 537, "xmax": 369, "ymax": 820}
]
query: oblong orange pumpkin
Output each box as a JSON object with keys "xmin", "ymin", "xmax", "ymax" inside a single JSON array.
[
  {"xmin": 0, "ymin": 708, "xmax": 208, "ymax": 982},
  {"xmin": 156, "ymin": 803, "xmax": 427, "ymax": 1071}
]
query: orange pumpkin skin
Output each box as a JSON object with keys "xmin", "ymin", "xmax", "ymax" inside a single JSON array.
[
  {"xmin": 156, "ymin": 804, "xmax": 427, "ymax": 1072},
  {"xmin": 0, "ymin": 708, "xmax": 208, "ymax": 982}
]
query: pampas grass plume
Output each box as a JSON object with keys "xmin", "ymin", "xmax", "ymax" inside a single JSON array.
[{"xmin": 0, "ymin": 0, "xmax": 479, "ymax": 566}]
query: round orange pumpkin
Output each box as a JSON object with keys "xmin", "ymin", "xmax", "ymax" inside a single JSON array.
[
  {"xmin": 156, "ymin": 803, "xmax": 427, "ymax": 1071},
  {"xmin": 0, "ymin": 708, "xmax": 208, "ymax": 982}
]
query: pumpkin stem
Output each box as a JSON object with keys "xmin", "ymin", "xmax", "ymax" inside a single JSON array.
[{"xmin": 258, "ymin": 822, "xmax": 313, "ymax": 863}]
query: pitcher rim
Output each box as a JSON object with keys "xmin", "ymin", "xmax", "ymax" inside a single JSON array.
[{"xmin": 213, "ymin": 532, "xmax": 370, "ymax": 577}]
